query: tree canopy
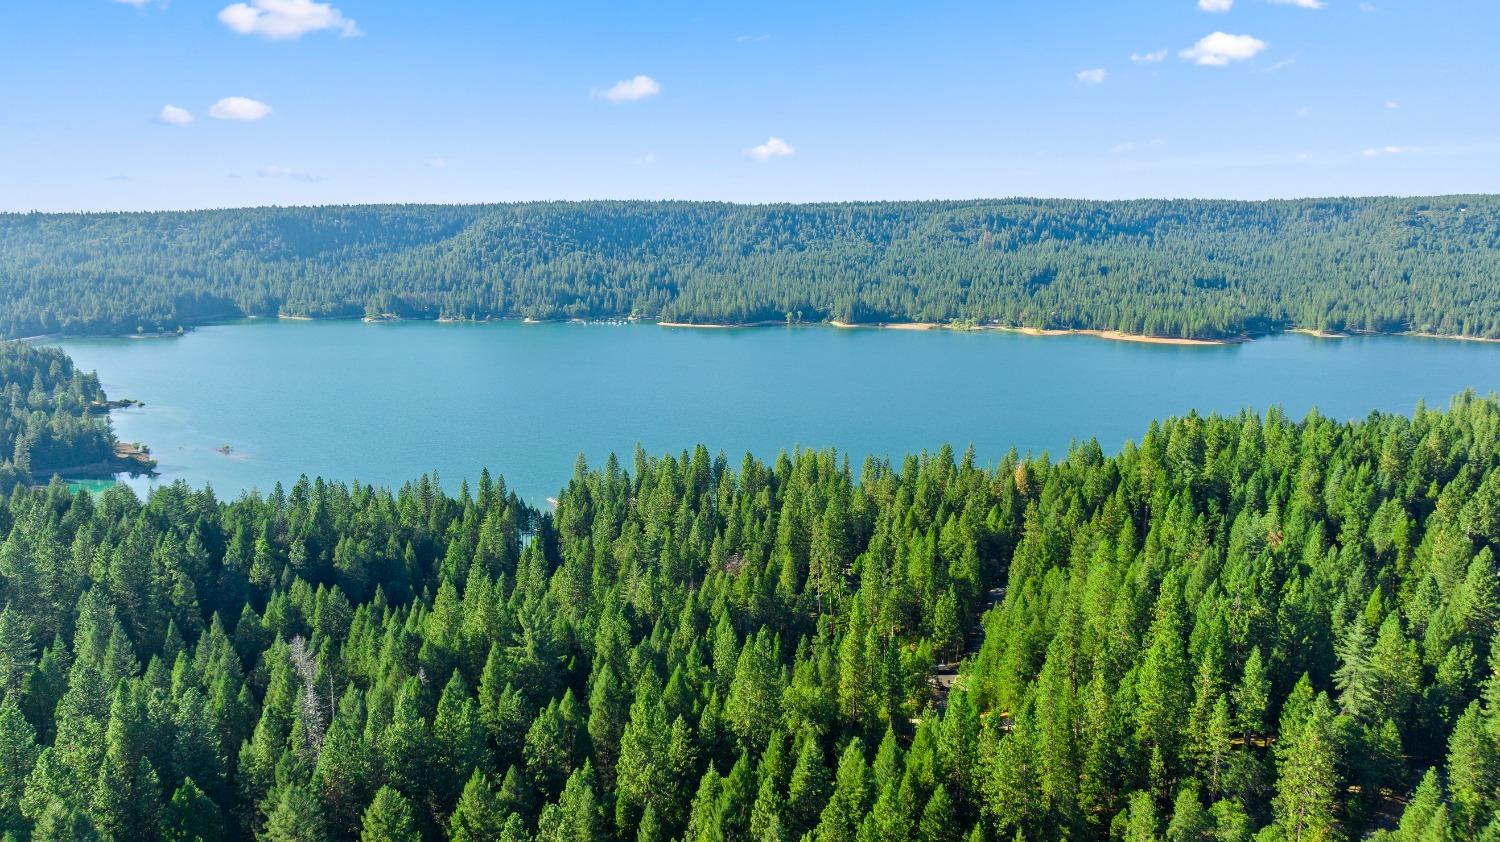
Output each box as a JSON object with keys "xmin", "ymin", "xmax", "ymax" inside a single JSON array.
[
  {"xmin": 0, "ymin": 342, "xmax": 123, "ymax": 493},
  {"xmin": 3, "ymin": 196, "xmax": 1499, "ymax": 340}
]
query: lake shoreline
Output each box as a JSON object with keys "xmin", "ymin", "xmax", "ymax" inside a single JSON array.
[
  {"xmin": 36, "ymin": 441, "xmax": 158, "ymax": 484},
  {"xmin": 16, "ymin": 313, "xmax": 1500, "ymax": 346}
]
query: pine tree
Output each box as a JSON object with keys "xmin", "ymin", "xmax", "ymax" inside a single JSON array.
[
  {"xmin": 29, "ymin": 801, "xmax": 102, "ymax": 842},
  {"xmin": 918, "ymin": 786, "xmax": 961, "ymax": 842},
  {"xmin": 1446, "ymin": 701, "xmax": 1498, "ymax": 836},
  {"xmin": 536, "ymin": 762, "xmax": 603, "ymax": 842},
  {"xmin": 814, "ymin": 739, "xmax": 870, "ymax": 842},
  {"xmin": 1273, "ymin": 695, "xmax": 1341, "ymax": 842},
  {"xmin": 1165, "ymin": 784, "xmax": 1212, "ymax": 842},
  {"xmin": 725, "ymin": 631, "xmax": 782, "ymax": 752},
  {"xmin": 162, "ymin": 778, "xmax": 222, "ymax": 842},
  {"xmin": 449, "ymin": 770, "xmax": 506, "ymax": 842},
  {"xmin": 0, "ymin": 695, "xmax": 37, "ymax": 837},
  {"xmin": 359, "ymin": 786, "xmax": 420, "ymax": 842},
  {"xmin": 0, "ymin": 609, "xmax": 33, "ymax": 696},
  {"xmin": 1333, "ymin": 621, "xmax": 1376, "ymax": 721},
  {"xmin": 432, "ymin": 670, "xmax": 489, "ymax": 811},
  {"xmin": 1235, "ymin": 647, "xmax": 1270, "ymax": 744},
  {"xmin": 260, "ymin": 783, "xmax": 329, "ymax": 842},
  {"xmin": 787, "ymin": 729, "xmax": 832, "ymax": 839},
  {"xmin": 1137, "ymin": 577, "xmax": 1190, "ymax": 785}
]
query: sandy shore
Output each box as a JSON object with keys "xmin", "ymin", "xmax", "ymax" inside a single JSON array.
[
  {"xmin": 994, "ymin": 326, "xmax": 1241, "ymax": 346},
  {"xmin": 657, "ymin": 320, "xmax": 788, "ymax": 329},
  {"xmin": 830, "ymin": 320, "xmax": 938, "ymax": 331}
]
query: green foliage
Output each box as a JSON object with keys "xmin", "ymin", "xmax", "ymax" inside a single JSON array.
[
  {"xmin": 0, "ymin": 342, "xmax": 121, "ymax": 491},
  {"xmin": 3, "ymin": 198, "xmax": 1499, "ymax": 340},
  {"xmin": 359, "ymin": 787, "xmax": 420, "ymax": 842},
  {"xmin": 0, "ymin": 347, "xmax": 1497, "ymax": 838}
]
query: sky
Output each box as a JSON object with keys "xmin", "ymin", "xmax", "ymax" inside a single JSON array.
[{"xmin": 2, "ymin": 0, "xmax": 1497, "ymax": 211}]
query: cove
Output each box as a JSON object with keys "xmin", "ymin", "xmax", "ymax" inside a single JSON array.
[{"xmin": 53, "ymin": 319, "xmax": 1500, "ymax": 504}]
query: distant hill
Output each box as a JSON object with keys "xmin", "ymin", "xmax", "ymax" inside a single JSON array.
[{"xmin": 2, "ymin": 196, "xmax": 1496, "ymax": 340}]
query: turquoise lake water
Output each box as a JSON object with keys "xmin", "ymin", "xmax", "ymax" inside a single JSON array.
[{"xmin": 54, "ymin": 319, "xmax": 1500, "ymax": 504}]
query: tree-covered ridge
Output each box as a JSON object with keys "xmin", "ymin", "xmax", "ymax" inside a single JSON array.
[
  {"xmin": 2, "ymin": 196, "xmax": 1498, "ymax": 340},
  {"xmin": 0, "ymin": 396, "xmax": 1496, "ymax": 839},
  {"xmin": 0, "ymin": 343, "xmax": 123, "ymax": 493}
]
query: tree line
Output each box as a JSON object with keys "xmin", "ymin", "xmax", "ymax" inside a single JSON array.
[
  {"xmin": 0, "ymin": 343, "xmax": 121, "ymax": 493},
  {"xmin": 2, "ymin": 197, "xmax": 1498, "ymax": 340},
  {"xmin": 0, "ymin": 379, "xmax": 1496, "ymax": 837}
]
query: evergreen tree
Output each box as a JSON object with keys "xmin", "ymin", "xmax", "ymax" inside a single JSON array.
[{"xmin": 359, "ymin": 786, "xmax": 420, "ymax": 842}]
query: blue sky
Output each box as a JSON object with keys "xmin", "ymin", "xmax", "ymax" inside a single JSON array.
[{"xmin": 2, "ymin": 0, "xmax": 1496, "ymax": 211}]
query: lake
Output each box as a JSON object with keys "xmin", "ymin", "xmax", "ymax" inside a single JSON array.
[{"xmin": 54, "ymin": 320, "xmax": 1500, "ymax": 504}]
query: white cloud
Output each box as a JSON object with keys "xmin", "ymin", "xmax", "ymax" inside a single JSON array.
[
  {"xmin": 1295, "ymin": 106, "xmax": 1312, "ymax": 118},
  {"xmin": 745, "ymin": 137, "xmax": 795, "ymax": 161},
  {"xmin": 1198, "ymin": 0, "xmax": 1233, "ymax": 11},
  {"xmin": 209, "ymin": 96, "xmax": 273, "ymax": 121},
  {"xmin": 1362, "ymin": 145, "xmax": 1419, "ymax": 157},
  {"xmin": 736, "ymin": 34, "xmax": 770, "ymax": 43},
  {"xmin": 428, "ymin": 158, "xmax": 448, "ymax": 170},
  {"xmin": 218, "ymin": 0, "xmax": 360, "ymax": 40},
  {"xmin": 634, "ymin": 152, "xmax": 657, "ymax": 165},
  {"xmin": 596, "ymin": 75, "xmax": 662, "ymax": 103},
  {"xmin": 1359, "ymin": 2, "xmax": 1377, "ymax": 10},
  {"xmin": 112, "ymin": 0, "xmax": 152, "ymax": 6},
  {"xmin": 1076, "ymin": 68, "xmax": 1107, "ymax": 85},
  {"xmin": 1384, "ymin": 100, "xmax": 1399, "ymax": 109},
  {"xmin": 1111, "ymin": 138, "xmax": 1167, "ymax": 154},
  {"xmin": 258, "ymin": 164, "xmax": 319, "ymax": 181},
  {"xmin": 157, "ymin": 105, "xmax": 193, "ymax": 125},
  {"xmin": 1269, "ymin": 0, "xmax": 1325, "ymax": 8},
  {"xmin": 1180, "ymin": 32, "xmax": 1268, "ymax": 66},
  {"xmin": 1131, "ymin": 49, "xmax": 1168, "ymax": 64}
]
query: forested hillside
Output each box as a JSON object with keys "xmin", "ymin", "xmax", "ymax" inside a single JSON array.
[
  {"xmin": 0, "ymin": 392, "xmax": 1497, "ymax": 839},
  {"xmin": 0, "ymin": 343, "xmax": 134, "ymax": 493},
  {"xmin": 2, "ymin": 196, "xmax": 1498, "ymax": 340}
]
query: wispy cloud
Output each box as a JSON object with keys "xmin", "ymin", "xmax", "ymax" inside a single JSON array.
[
  {"xmin": 1131, "ymin": 49, "xmax": 1168, "ymax": 64},
  {"xmin": 1076, "ymin": 68, "xmax": 1107, "ymax": 86},
  {"xmin": 1269, "ymin": 0, "xmax": 1325, "ymax": 8},
  {"xmin": 258, "ymin": 164, "xmax": 319, "ymax": 181},
  {"xmin": 209, "ymin": 97, "xmax": 273, "ymax": 121},
  {"xmin": 1358, "ymin": 2, "xmax": 1377, "ymax": 11},
  {"xmin": 112, "ymin": 0, "xmax": 153, "ymax": 6},
  {"xmin": 745, "ymin": 137, "xmax": 795, "ymax": 161},
  {"xmin": 594, "ymin": 75, "xmax": 662, "ymax": 103},
  {"xmin": 428, "ymin": 158, "xmax": 448, "ymax": 170},
  {"xmin": 1198, "ymin": 0, "xmax": 1233, "ymax": 11},
  {"xmin": 634, "ymin": 152, "xmax": 657, "ymax": 166},
  {"xmin": 1112, "ymin": 138, "xmax": 1167, "ymax": 154},
  {"xmin": 1181, "ymin": 32, "xmax": 1268, "ymax": 66},
  {"xmin": 1261, "ymin": 55, "xmax": 1298, "ymax": 73},
  {"xmin": 1362, "ymin": 145, "xmax": 1419, "ymax": 157},
  {"xmin": 156, "ymin": 105, "xmax": 193, "ymax": 125},
  {"xmin": 218, "ymin": 0, "xmax": 360, "ymax": 40},
  {"xmin": 735, "ymin": 34, "xmax": 770, "ymax": 43},
  {"xmin": 1384, "ymin": 101, "xmax": 1399, "ymax": 109}
]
